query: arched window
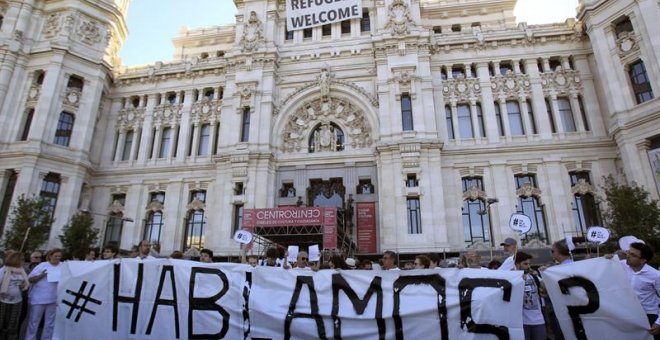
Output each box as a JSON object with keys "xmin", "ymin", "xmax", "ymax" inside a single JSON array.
[
  {"xmin": 184, "ymin": 191, "xmax": 206, "ymax": 250},
  {"xmin": 54, "ymin": 112, "xmax": 74, "ymax": 146},
  {"xmin": 104, "ymin": 213, "xmax": 124, "ymax": 247},
  {"xmin": 308, "ymin": 122, "xmax": 344, "ymax": 153},
  {"xmin": 515, "ymin": 175, "xmax": 548, "ymax": 244},
  {"xmin": 461, "ymin": 177, "xmax": 490, "ymax": 244},
  {"xmin": 570, "ymin": 171, "xmax": 600, "ymax": 236}
]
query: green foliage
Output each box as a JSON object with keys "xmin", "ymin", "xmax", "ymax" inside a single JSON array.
[
  {"xmin": 2, "ymin": 195, "xmax": 54, "ymax": 254},
  {"xmin": 601, "ymin": 175, "xmax": 660, "ymax": 264},
  {"xmin": 59, "ymin": 212, "xmax": 98, "ymax": 259}
]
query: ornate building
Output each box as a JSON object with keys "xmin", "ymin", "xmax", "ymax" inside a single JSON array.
[{"xmin": 0, "ymin": 0, "xmax": 658, "ymax": 257}]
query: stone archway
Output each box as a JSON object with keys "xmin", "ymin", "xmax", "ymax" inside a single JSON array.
[{"xmin": 281, "ymin": 96, "xmax": 372, "ymax": 153}]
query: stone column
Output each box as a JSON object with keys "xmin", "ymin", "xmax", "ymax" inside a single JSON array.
[
  {"xmin": 518, "ymin": 97, "xmax": 532, "ymax": 137},
  {"xmin": 113, "ymin": 129, "xmax": 126, "ymax": 162},
  {"xmin": 569, "ymin": 93, "xmax": 586, "ymax": 132},
  {"xmin": 524, "ymin": 58, "xmax": 552, "ymax": 139},
  {"xmin": 129, "ymin": 128, "xmax": 141, "ymax": 161},
  {"xmin": 169, "ymin": 124, "xmax": 179, "ymax": 159},
  {"xmin": 190, "ymin": 122, "xmax": 200, "ymax": 158},
  {"xmin": 469, "ymin": 101, "xmax": 479, "ymax": 138},
  {"xmin": 151, "ymin": 125, "xmax": 163, "ymax": 159},
  {"xmin": 497, "ymin": 99, "xmax": 511, "ymax": 136},
  {"xmin": 449, "ymin": 102, "xmax": 459, "ymax": 140},
  {"xmin": 476, "ymin": 62, "xmax": 499, "ymax": 143},
  {"xmin": 548, "ymin": 95, "xmax": 564, "ymax": 133}
]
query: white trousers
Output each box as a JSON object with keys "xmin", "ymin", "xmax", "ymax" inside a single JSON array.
[{"xmin": 25, "ymin": 303, "xmax": 56, "ymax": 340}]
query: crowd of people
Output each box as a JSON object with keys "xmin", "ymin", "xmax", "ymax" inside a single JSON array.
[{"xmin": 0, "ymin": 236, "xmax": 657, "ymax": 340}]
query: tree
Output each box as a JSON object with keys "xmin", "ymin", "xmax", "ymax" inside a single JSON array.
[
  {"xmin": 2, "ymin": 195, "xmax": 54, "ymax": 254},
  {"xmin": 601, "ymin": 175, "xmax": 660, "ymax": 264},
  {"xmin": 59, "ymin": 212, "xmax": 98, "ymax": 260}
]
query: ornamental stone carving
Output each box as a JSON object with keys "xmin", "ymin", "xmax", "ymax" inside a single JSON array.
[
  {"xmin": 462, "ymin": 186, "xmax": 486, "ymax": 201},
  {"xmin": 318, "ymin": 66, "xmax": 333, "ymax": 97},
  {"xmin": 571, "ymin": 178, "xmax": 596, "ymax": 196},
  {"xmin": 42, "ymin": 13, "xmax": 61, "ymax": 38},
  {"xmin": 27, "ymin": 85, "xmax": 41, "ymax": 103},
  {"xmin": 442, "ymin": 74, "xmax": 482, "ymax": 102},
  {"xmin": 77, "ymin": 20, "xmax": 102, "ymax": 45},
  {"xmin": 108, "ymin": 199, "xmax": 125, "ymax": 214},
  {"xmin": 616, "ymin": 32, "xmax": 639, "ymax": 61},
  {"xmin": 241, "ymin": 11, "xmax": 264, "ymax": 52},
  {"xmin": 491, "ymin": 71, "xmax": 531, "ymax": 99},
  {"xmin": 540, "ymin": 68, "xmax": 582, "ymax": 96},
  {"xmin": 64, "ymin": 88, "xmax": 82, "ymax": 108},
  {"xmin": 281, "ymin": 97, "xmax": 371, "ymax": 152},
  {"xmin": 117, "ymin": 107, "xmax": 146, "ymax": 131},
  {"xmin": 153, "ymin": 103, "xmax": 183, "ymax": 126},
  {"xmin": 191, "ymin": 99, "xmax": 222, "ymax": 123},
  {"xmin": 186, "ymin": 198, "xmax": 206, "ymax": 211},
  {"xmin": 516, "ymin": 183, "xmax": 542, "ymax": 199},
  {"xmin": 236, "ymin": 83, "xmax": 257, "ymax": 108},
  {"xmin": 385, "ymin": 0, "xmax": 413, "ymax": 36},
  {"xmin": 146, "ymin": 200, "xmax": 164, "ymax": 213}
]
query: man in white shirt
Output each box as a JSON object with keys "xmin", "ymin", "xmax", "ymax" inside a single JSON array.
[
  {"xmin": 498, "ymin": 238, "xmax": 517, "ymax": 271},
  {"xmin": 382, "ymin": 250, "xmax": 399, "ymax": 270},
  {"xmin": 621, "ymin": 242, "xmax": 659, "ymax": 339},
  {"xmin": 135, "ymin": 240, "xmax": 156, "ymax": 260}
]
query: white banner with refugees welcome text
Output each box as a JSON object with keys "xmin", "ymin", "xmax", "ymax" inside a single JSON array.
[
  {"xmin": 286, "ymin": 0, "xmax": 362, "ymax": 31},
  {"xmin": 541, "ymin": 258, "xmax": 652, "ymax": 340}
]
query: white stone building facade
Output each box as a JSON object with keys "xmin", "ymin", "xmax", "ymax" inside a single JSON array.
[{"xmin": 0, "ymin": 0, "xmax": 658, "ymax": 257}]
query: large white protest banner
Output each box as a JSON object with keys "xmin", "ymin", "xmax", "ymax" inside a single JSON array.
[
  {"xmin": 55, "ymin": 260, "xmax": 523, "ymax": 339},
  {"xmin": 286, "ymin": 0, "xmax": 362, "ymax": 31},
  {"xmin": 541, "ymin": 258, "xmax": 652, "ymax": 340}
]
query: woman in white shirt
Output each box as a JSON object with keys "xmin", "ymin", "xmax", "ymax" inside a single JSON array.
[{"xmin": 25, "ymin": 248, "xmax": 62, "ymax": 340}]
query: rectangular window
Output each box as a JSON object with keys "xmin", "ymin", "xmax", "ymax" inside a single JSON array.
[
  {"xmin": 557, "ymin": 97, "xmax": 576, "ymax": 132},
  {"xmin": 122, "ymin": 130, "xmax": 134, "ymax": 161},
  {"xmin": 457, "ymin": 104, "xmax": 473, "ymax": 138},
  {"xmin": 322, "ymin": 24, "xmax": 332, "ymax": 36},
  {"xmin": 499, "ymin": 62, "xmax": 513, "ymax": 76},
  {"xmin": 401, "ymin": 94, "xmax": 413, "ymax": 131},
  {"xmin": 445, "ymin": 105, "xmax": 454, "ymax": 140},
  {"xmin": 40, "ymin": 173, "xmax": 61, "ymax": 224},
  {"xmin": 406, "ymin": 174, "xmax": 418, "ymax": 187},
  {"xmin": 285, "ymin": 27, "xmax": 294, "ymax": 40},
  {"xmin": 213, "ymin": 122, "xmax": 220, "ymax": 155},
  {"xmin": 614, "ymin": 17, "xmax": 634, "ymax": 38},
  {"xmin": 341, "ymin": 20, "xmax": 351, "ymax": 34},
  {"xmin": 360, "ymin": 10, "xmax": 370, "ymax": 32},
  {"xmin": 240, "ymin": 107, "xmax": 250, "ymax": 142},
  {"xmin": 506, "ymin": 101, "xmax": 525, "ymax": 135},
  {"xmin": 578, "ymin": 96, "xmax": 589, "ymax": 131},
  {"xmin": 476, "ymin": 104, "xmax": 486, "ymax": 138},
  {"xmin": 545, "ymin": 98, "xmax": 556, "ymax": 133},
  {"xmin": 198, "ymin": 123, "xmax": 210, "ymax": 156},
  {"xmin": 144, "ymin": 211, "xmax": 163, "ymax": 245},
  {"xmin": 494, "ymin": 103, "xmax": 504, "ymax": 136},
  {"xmin": 233, "ymin": 204, "xmax": 244, "ymax": 232},
  {"xmin": 104, "ymin": 213, "xmax": 124, "ymax": 248},
  {"xmin": 629, "ymin": 60, "xmax": 654, "ymax": 104},
  {"xmin": 54, "ymin": 112, "xmax": 74, "ymax": 146},
  {"xmin": 407, "ymin": 197, "xmax": 422, "ymax": 234},
  {"xmin": 303, "ymin": 28, "xmax": 312, "ymax": 39},
  {"xmin": 159, "ymin": 127, "xmax": 172, "ymax": 158},
  {"xmin": 185, "ymin": 210, "xmax": 206, "ymax": 250},
  {"xmin": 0, "ymin": 170, "xmax": 18, "ymax": 236},
  {"xmin": 20, "ymin": 109, "xmax": 34, "ymax": 141},
  {"xmin": 526, "ymin": 102, "xmax": 537, "ymax": 134}
]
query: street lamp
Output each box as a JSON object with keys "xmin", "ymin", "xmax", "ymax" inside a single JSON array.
[
  {"xmin": 478, "ymin": 198, "xmax": 499, "ymax": 261},
  {"xmin": 79, "ymin": 209, "xmax": 134, "ymax": 248}
]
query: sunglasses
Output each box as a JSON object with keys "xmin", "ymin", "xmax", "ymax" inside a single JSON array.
[{"xmin": 300, "ymin": 257, "xmax": 308, "ymax": 261}]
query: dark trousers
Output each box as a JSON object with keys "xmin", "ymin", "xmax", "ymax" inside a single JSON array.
[{"xmin": 648, "ymin": 314, "xmax": 659, "ymax": 340}]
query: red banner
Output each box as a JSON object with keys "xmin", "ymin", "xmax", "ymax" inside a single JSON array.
[{"xmin": 356, "ymin": 202, "xmax": 377, "ymax": 253}]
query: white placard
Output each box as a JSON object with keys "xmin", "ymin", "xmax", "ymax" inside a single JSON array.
[
  {"xmin": 618, "ymin": 235, "xmax": 644, "ymax": 251},
  {"xmin": 47, "ymin": 266, "xmax": 61, "ymax": 282},
  {"xmin": 285, "ymin": 0, "xmax": 362, "ymax": 31},
  {"xmin": 287, "ymin": 245, "xmax": 299, "ymax": 263},
  {"xmin": 308, "ymin": 244, "xmax": 320, "ymax": 262},
  {"xmin": 232, "ymin": 230, "xmax": 253, "ymax": 244},
  {"xmin": 564, "ymin": 233, "xmax": 576, "ymax": 251},
  {"xmin": 586, "ymin": 226, "xmax": 610, "ymax": 244},
  {"xmin": 509, "ymin": 213, "xmax": 532, "ymax": 234}
]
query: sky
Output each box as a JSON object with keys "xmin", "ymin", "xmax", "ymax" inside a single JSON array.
[{"xmin": 119, "ymin": 0, "xmax": 579, "ymax": 66}]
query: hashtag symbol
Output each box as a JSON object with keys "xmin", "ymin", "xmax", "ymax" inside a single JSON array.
[{"xmin": 62, "ymin": 281, "xmax": 102, "ymax": 322}]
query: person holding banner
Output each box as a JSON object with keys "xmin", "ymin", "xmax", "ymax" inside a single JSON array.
[
  {"xmin": 620, "ymin": 242, "xmax": 660, "ymax": 339},
  {"xmin": 0, "ymin": 251, "xmax": 30, "ymax": 340},
  {"xmin": 498, "ymin": 237, "xmax": 518, "ymax": 271},
  {"xmin": 26, "ymin": 248, "xmax": 62, "ymax": 340},
  {"xmin": 515, "ymin": 252, "xmax": 547, "ymax": 340}
]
